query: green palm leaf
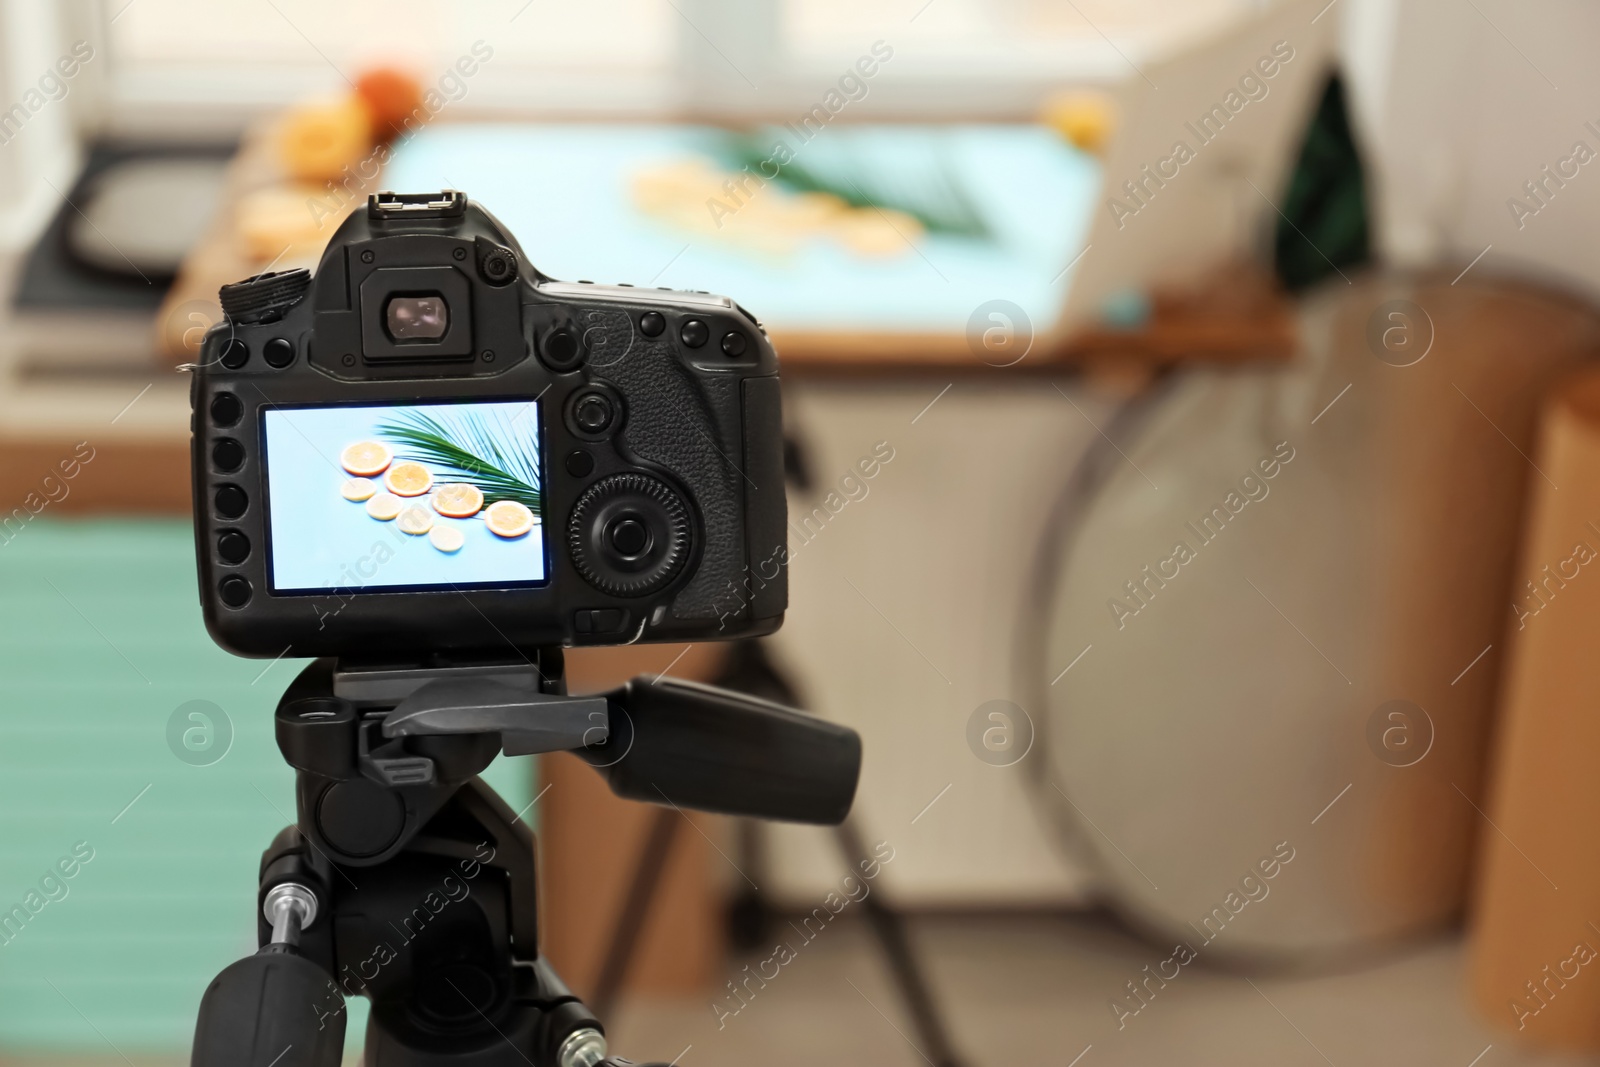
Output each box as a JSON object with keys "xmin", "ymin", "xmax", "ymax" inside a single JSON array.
[{"xmin": 376, "ymin": 409, "xmax": 542, "ymax": 515}]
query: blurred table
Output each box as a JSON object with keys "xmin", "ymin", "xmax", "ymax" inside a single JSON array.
[
  {"xmin": 154, "ymin": 121, "xmax": 1295, "ymax": 373},
  {"xmin": 16, "ymin": 111, "xmax": 1293, "ymax": 583}
]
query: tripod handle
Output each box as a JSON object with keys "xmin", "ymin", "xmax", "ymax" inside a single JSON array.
[
  {"xmin": 192, "ymin": 948, "xmax": 344, "ymax": 1067},
  {"xmin": 576, "ymin": 677, "xmax": 861, "ymax": 825}
]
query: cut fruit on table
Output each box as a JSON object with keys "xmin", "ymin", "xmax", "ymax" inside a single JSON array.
[
  {"xmin": 397, "ymin": 505, "xmax": 434, "ymax": 536},
  {"xmin": 341, "ymin": 440, "xmax": 392, "ymax": 476},
  {"xmin": 385, "ymin": 462, "xmax": 433, "ymax": 497},
  {"xmin": 365, "ymin": 492, "xmax": 403, "ymax": 521},
  {"xmin": 432, "ymin": 483, "xmax": 485, "ymax": 518},
  {"xmin": 341, "ymin": 478, "xmax": 377, "ymax": 502},
  {"xmin": 484, "ymin": 500, "xmax": 535, "ymax": 539},
  {"xmin": 429, "ymin": 525, "xmax": 465, "ymax": 553}
]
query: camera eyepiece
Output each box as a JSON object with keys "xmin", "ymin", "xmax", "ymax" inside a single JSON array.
[{"xmin": 385, "ymin": 294, "xmax": 449, "ymax": 341}]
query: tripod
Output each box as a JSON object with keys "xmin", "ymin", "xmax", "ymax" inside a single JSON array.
[{"xmin": 190, "ymin": 649, "xmax": 861, "ymax": 1067}]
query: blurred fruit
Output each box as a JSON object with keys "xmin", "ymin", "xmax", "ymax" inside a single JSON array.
[
  {"xmin": 279, "ymin": 96, "xmax": 373, "ymax": 183},
  {"xmin": 833, "ymin": 208, "xmax": 922, "ymax": 257},
  {"xmin": 237, "ymin": 185, "xmax": 347, "ymax": 261},
  {"xmin": 385, "ymin": 462, "xmax": 433, "ymax": 497},
  {"xmin": 356, "ymin": 68, "xmax": 425, "ymax": 141},
  {"xmin": 484, "ymin": 500, "xmax": 535, "ymax": 539},
  {"xmin": 341, "ymin": 441, "xmax": 392, "ymax": 476},
  {"xmin": 1041, "ymin": 91, "xmax": 1115, "ymax": 154}
]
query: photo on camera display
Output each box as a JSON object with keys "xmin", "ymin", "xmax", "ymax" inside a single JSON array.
[{"xmin": 261, "ymin": 398, "xmax": 546, "ymax": 593}]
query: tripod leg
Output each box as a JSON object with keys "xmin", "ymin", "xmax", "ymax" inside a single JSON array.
[
  {"xmin": 590, "ymin": 805, "xmax": 682, "ymax": 1020},
  {"xmin": 835, "ymin": 820, "xmax": 967, "ymax": 1067}
]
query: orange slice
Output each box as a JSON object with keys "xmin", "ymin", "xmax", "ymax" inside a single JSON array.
[
  {"xmin": 341, "ymin": 440, "xmax": 392, "ymax": 476},
  {"xmin": 365, "ymin": 492, "xmax": 403, "ymax": 521},
  {"xmin": 340, "ymin": 477, "xmax": 376, "ymax": 502},
  {"xmin": 484, "ymin": 500, "xmax": 535, "ymax": 538},
  {"xmin": 397, "ymin": 505, "xmax": 434, "ymax": 535},
  {"xmin": 432, "ymin": 483, "xmax": 484, "ymax": 518},
  {"xmin": 429, "ymin": 525, "xmax": 465, "ymax": 553},
  {"xmin": 384, "ymin": 461, "xmax": 433, "ymax": 497}
]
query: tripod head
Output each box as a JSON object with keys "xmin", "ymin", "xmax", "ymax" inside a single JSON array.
[
  {"xmin": 278, "ymin": 650, "xmax": 860, "ymax": 859},
  {"xmin": 193, "ymin": 650, "xmax": 861, "ymax": 1067}
]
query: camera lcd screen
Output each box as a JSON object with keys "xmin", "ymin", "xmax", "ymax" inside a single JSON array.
[{"xmin": 261, "ymin": 399, "xmax": 547, "ymax": 594}]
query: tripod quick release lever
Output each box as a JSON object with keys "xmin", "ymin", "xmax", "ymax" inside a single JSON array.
[
  {"xmin": 378, "ymin": 673, "xmax": 863, "ymax": 825},
  {"xmin": 381, "ymin": 677, "xmax": 610, "ymax": 756},
  {"xmin": 288, "ymin": 660, "xmax": 861, "ymax": 826}
]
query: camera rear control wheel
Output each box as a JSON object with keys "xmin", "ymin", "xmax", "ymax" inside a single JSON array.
[
  {"xmin": 568, "ymin": 474, "xmax": 691, "ymax": 597},
  {"xmin": 219, "ymin": 268, "xmax": 311, "ymax": 325}
]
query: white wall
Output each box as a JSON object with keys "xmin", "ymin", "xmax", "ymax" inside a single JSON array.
[
  {"xmin": 1342, "ymin": 0, "xmax": 1600, "ymax": 294},
  {"xmin": 0, "ymin": 0, "xmax": 81, "ymax": 248}
]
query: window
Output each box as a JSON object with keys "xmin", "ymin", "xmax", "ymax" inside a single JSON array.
[{"xmin": 100, "ymin": 0, "xmax": 1274, "ymax": 125}]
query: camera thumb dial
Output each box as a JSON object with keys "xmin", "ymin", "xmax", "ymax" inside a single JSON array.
[{"xmin": 568, "ymin": 474, "xmax": 692, "ymax": 597}]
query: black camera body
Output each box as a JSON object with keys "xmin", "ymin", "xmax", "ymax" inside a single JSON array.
[{"xmin": 190, "ymin": 191, "xmax": 786, "ymax": 659}]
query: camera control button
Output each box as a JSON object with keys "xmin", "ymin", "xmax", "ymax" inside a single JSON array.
[
  {"xmin": 210, "ymin": 393, "xmax": 243, "ymax": 427},
  {"xmin": 720, "ymin": 330, "xmax": 748, "ymax": 357},
  {"xmin": 607, "ymin": 517, "xmax": 650, "ymax": 557},
  {"xmin": 263, "ymin": 337, "xmax": 296, "ymax": 368},
  {"xmin": 217, "ymin": 530, "xmax": 251, "ymax": 564},
  {"xmin": 212, "ymin": 438, "xmax": 245, "ymax": 473},
  {"xmin": 573, "ymin": 394, "xmax": 614, "ymax": 434},
  {"xmin": 541, "ymin": 327, "xmax": 584, "ymax": 372},
  {"xmin": 575, "ymin": 608, "xmax": 629, "ymax": 635},
  {"xmin": 639, "ymin": 311, "xmax": 665, "ymax": 337},
  {"xmin": 215, "ymin": 484, "xmax": 248, "ymax": 519},
  {"xmin": 680, "ymin": 319, "xmax": 709, "ymax": 348},
  {"xmin": 218, "ymin": 575, "xmax": 252, "ymax": 608},
  {"xmin": 220, "ymin": 339, "xmax": 249, "ymax": 369},
  {"xmin": 565, "ymin": 449, "xmax": 595, "ymax": 477}
]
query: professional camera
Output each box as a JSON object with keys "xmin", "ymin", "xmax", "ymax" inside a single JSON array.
[
  {"xmin": 184, "ymin": 193, "xmax": 860, "ymax": 1067},
  {"xmin": 192, "ymin": 189, "xmax": 787, "ymax": 659}
]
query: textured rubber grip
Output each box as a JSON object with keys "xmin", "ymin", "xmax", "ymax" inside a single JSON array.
[
  {"xmin": 578, "ymin": 677, "xmax": 861, "ymax": 825},
  {"xmin": 191, "ymin": 949, "xmax": 345, "ymax": 1067}
]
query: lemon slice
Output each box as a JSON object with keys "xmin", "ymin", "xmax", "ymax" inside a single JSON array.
[
  {"xmin": 397, "ymin": 505, "xmax": 434, "ymax": 535},
  {"xmin": 432, "ymin": 483, "xmax": 484, "ymax": 518},
  {"xmin": 341, "ymin": 477, "xmax": 377, "ymax": 502},
  {"xmin": 385, "ymin": 461, "xmax": 433, "ymax": 497},
  {"xmin": 484, "ymin": 500, "xmax": 535, "ymax": 538},
  {"xmin": 365, "ymin": 492, "xmax": 403, "ymax": 521},
  {"xmin": 341, "ymin": 440, "xmax": 392, "ymax": 476},
  {"xmin": 429, "ymin": 525, "xmax": 465, "ymax": 553}
]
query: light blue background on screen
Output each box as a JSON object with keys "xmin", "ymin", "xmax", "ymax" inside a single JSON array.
[{"xmin": 262, "ymin": 401, "xmax": 546, "ymax": 592}]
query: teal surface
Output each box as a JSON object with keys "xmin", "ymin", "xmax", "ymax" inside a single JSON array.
[
  {"xmin": 0, "ymin": 519, "xmax": 534, "ymax": 1054},
  {"xmin": 384, "ymin": 123, "xmax": 1100, "ymax": 333}
]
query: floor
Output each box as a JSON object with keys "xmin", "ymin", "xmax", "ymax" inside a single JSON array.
[
  {"xmin": 601, "ymin": 913, "xmax": 1600, "ymax": 1067},
  {"xmin": 3, "ymin": 913, "xmax": 1596, "ymax": 1065}
]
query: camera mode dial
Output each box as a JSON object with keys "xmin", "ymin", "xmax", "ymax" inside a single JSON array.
[
  {"xmin": 219, "ymin": 269, "xmax": 312, "ymax": 325},
  {"xmin": 568, "ymin": 473, "xmax": 692, "ymax": 597}
]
